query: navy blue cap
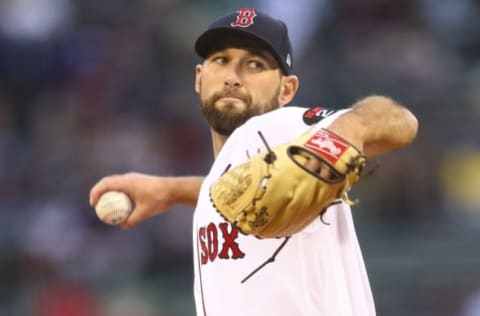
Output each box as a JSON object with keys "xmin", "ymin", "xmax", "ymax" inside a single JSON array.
[{"xmin": 195, "ymin": 8, "xmax": 293, "ymax": 75}]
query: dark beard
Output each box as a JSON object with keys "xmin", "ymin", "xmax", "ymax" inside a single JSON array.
[
  {"xmin": 200, "ymin": 89, "xmax": 280, "ymax": 136},
  {"xmin": 201, "ymin": 104, "xmax": 252, "ymax": 136}
]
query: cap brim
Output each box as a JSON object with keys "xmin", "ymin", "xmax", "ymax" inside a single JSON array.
[{"xmin": 194, "ymin": 28, "xmax": 287, "ymax": 74}]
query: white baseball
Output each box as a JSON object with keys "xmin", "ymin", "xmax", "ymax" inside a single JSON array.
[{"xmin": 95, "ymin": 191, "xmax": 134, "ymax": 225}]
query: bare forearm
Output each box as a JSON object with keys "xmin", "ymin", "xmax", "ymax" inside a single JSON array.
[
  {"xmin": 328, "ymin": 95, "xmax": 418, "ymax": 157},
  {"xmin": 166, "ymin": 176, "xmax": 204, "ymax": 206},
  {"xmin": 90, "ymin": 173, "xmax": 204, "ymax": 228}
]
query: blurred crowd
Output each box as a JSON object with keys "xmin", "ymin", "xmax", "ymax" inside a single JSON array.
[{"xmin": 1, "ymin": 0, "xmax": 480, "ymax": 315}]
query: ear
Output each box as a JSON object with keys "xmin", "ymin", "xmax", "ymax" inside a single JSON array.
[
  {"xmin": 194, "ymin": 64, "xmax": 203, "ymax": 94},
  {"xmin": 278, "ymin": 75, "xmax": 299, "ymax": 106}
]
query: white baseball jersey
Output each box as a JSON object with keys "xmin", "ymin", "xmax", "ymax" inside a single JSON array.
[{"xmin": 192, "ymin": 106, "xmax": 375, "ymax": 316}]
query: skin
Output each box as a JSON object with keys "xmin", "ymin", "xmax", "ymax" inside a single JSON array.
[
  {"xmin": 89, "ymin": 43, "xmax": 418, "ymax": 229},
  {"xmin": 90, "ymin": 174, "xmax": 203, "ymax": 229},
  {"xmin": 195, "ymin": 47, "xmax": 299, "ymax": 156}
]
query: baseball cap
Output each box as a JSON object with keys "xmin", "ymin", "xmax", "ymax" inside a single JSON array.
[{"xmin": 195, "ymin": 8, "xmax": 294, "ymax": 75}]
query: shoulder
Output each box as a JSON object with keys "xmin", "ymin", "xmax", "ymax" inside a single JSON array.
[
  {"xmin": 244, "ymin": 105, "xmax": 347, "ymax": 129},
  {"xmin": 211, "ymin": 105, "xmax": 349, "ymax": 174},
  {"xmin": 221, "ymin": 105, "xmax": 348, "ymax": 153}
]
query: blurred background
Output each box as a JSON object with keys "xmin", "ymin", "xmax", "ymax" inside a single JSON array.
[{"xmin": 0, "ymin": 0, "xmax": 480, "ymax": 315}]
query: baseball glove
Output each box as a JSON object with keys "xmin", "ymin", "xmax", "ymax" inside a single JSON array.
[{"xmin": 210, "ymin": 128, "xmax": 367, "ymax": 238}]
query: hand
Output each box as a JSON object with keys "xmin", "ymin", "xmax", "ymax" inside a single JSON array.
[
  {"xmin": 327, "ymin": 96, "xmax": 418, "ymax": 157},
  {"xmin": 89, "ymin": 172, "xmax": 177, "ymax": 229},
  {"xmin": 305, "ymin": 156, "xmax": 336, "ymax": 180}
]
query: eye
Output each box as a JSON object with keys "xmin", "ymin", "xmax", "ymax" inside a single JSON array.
[
  {"xmin": 247, "ymin": 60, "xmax": 265, "ymax": 70},
  {"xmin": 213, "ymin": 56, "xmax": 227, "ymax": 65}
]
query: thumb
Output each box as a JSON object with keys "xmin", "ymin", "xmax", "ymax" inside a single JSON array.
[{"xmin": 120, "ymin": 205, "xmax": 149, "ymax": 229}]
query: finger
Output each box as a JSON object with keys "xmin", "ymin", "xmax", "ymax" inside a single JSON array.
[
  {"xmin": 90, "ymin": 179, "xmax": 108, "ymax": 207},
  {"xmin": 305, "ymin": 156, "xmax": 321, "ymax": 173},
  {"xmin": 120, "ymin": 206, "xmax": 146, "ymax": 229},
  {"xmin": 304, "ymin": 157, "xmax": 334, "ymax": 180},
  {"xmin": 90, "ymin": 175, "xmax": 122, "ymax": 207}
]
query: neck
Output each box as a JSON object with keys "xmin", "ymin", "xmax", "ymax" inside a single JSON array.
[{"xmin": 210, "ymin": 129, "xmax": 229, "ymax": 158}]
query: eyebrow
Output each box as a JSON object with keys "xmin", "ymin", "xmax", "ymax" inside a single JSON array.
[
  {"xmin": 245, "ymin": 48, "xmax": 280, "ymax": 69},
  {"xmin": 206, "ymin": 45, "xmax": 281, "ymax": 71}
]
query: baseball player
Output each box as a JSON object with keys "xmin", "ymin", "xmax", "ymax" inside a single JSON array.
[{"xmin": 90, "ymin": 8, "xmax": 418, "ymax": 316}]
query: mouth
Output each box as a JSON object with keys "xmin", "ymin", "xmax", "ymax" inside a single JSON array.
[
  {"xmin": 218, "ymin": 97, "xmax": 244, "ymax": 103},
  {"xmin": 215, "ymin": 93, "xmax": 248, "ymax": 107},
  {"xmin": 212, "ymin": 90, "xmax": 250, "ymax": 109},
  {"xmin": 214, "ymin": 89, "xmax": 248, "ymax": 103}
]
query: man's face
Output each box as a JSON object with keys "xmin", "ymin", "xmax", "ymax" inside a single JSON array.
[{"xmin": 195, "ymin": 47, "xmax": 284, "ymax": 136}]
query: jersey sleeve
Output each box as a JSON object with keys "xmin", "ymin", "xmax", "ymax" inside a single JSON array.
[
  {"xmin": 240, "ymin": 105, "xmax": 351, "ymax": 140},
  {"xmin": 211, "ymin": 106, "xmax": 348, "ymax": 172}
]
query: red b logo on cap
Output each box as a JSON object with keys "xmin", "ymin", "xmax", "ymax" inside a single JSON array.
[{"xmin": 231, "ymin": 8, "xmax": 257, "ymax": 27}]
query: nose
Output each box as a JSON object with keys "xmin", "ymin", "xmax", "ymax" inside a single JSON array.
[{"xmin": 224, "ymin": 66, "xmax": 242, "ymax": 88}]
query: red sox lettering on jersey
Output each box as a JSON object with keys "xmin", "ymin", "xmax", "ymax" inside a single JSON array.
[
  {"xmin": 193, "ymin": 107, "xmax": 376, "ymax": 315},
  {"xmin": 198, "ymin": 222, "xmax": 245, "ymax": 264},
  {"xmin": 230, "ymin": 8, "xmax": 257, "ymax": 28}
]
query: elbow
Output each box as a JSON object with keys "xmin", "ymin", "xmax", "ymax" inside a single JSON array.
[
  {"xmin": 381, "ymin": 97, "xmax": 419, "ymax": 147},
  {"xmin": 401, "ymin": 108, "xmax": 419, "ymax": 146},
  {"xmin": 364, "ymin": 105, "xmax": 419, "ymax": 156}
]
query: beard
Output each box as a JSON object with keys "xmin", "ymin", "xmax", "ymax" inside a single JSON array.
[{"xmin": 200, "ymin": 87, "xmax": 281, "ymax": 136}]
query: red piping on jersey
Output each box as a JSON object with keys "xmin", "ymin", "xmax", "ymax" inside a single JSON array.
[{"xmin": 196, "ymin": 232, "xmax": 208, "ymax": 315}]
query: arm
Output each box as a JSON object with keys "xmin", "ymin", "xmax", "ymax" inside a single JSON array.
[
  {"xmin": 327, "ymin": 95, "xmax": 418, "ymax": 157},
  {"xmin": 210, "ymin": 96, "xmax": 417, "ymax": 238},
  {"xmin": 89, "ymin": 173, "xmax": 204, "ymax": 229}
]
